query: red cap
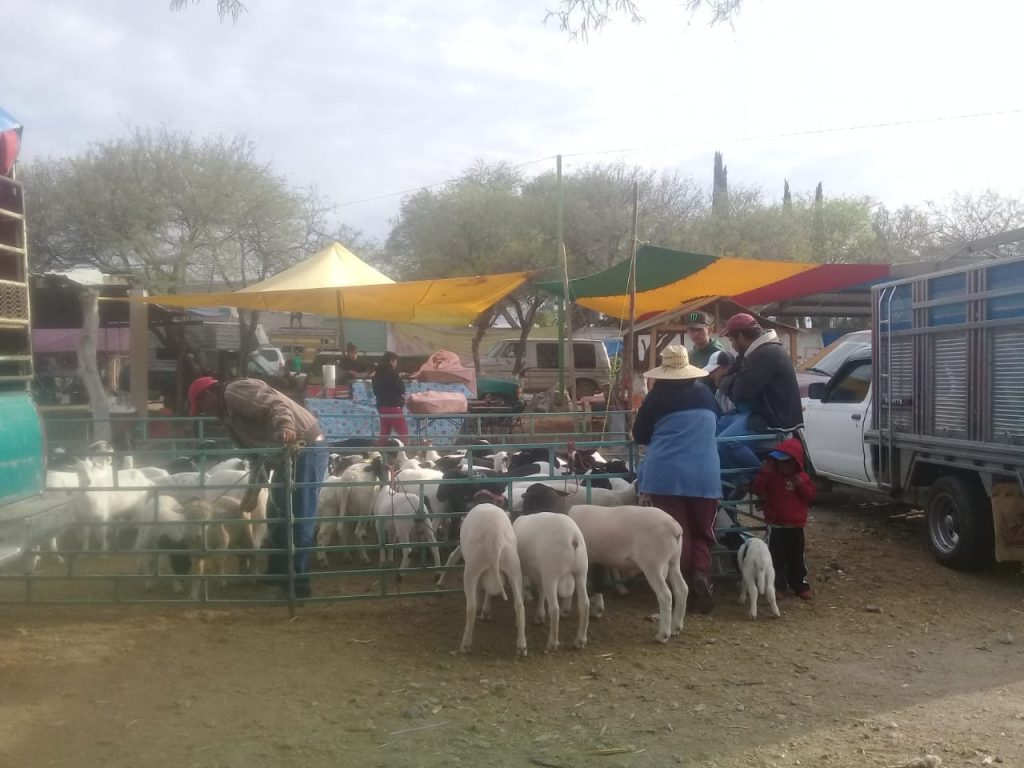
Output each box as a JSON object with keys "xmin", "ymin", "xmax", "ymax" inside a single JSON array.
[
  {"xmin": 187, "ymin": 376, "xmax": 219, "ymax": 416},
  {"xmin": 723, "ymin": 312, "xmax": 759, "ymax": 337}
]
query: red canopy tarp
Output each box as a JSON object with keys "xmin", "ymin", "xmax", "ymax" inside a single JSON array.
[{"xmin": 732, "ymin": 263, "xmax": 892, "ymax": 307}]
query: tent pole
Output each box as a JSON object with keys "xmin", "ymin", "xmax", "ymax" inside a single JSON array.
[
  {"xmin": 336, "ymin": 291, "xmax": 345, "ymax": 350},
  {"xmin": 624, "ymin": 180, "xmax": 639, "ymax": 425},
  {"xmin": 556, "ymin": 154, "xmax": 568, "ymax": 407}
]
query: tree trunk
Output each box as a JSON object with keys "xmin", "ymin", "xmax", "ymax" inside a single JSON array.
[
  {"xmin": 237, "ymin": 309, "xmax": 260, "ymax": 374},
  {"xmin": 471, "ymin": 306, "xmax": 499, "ymax": 375},
  {"xmin": 77, "ymin": 288, "xmax": 112, "ymax": 443},
  {"xmin": 511, "ymin": 296, "xmax": 541, "ymax": 376}
]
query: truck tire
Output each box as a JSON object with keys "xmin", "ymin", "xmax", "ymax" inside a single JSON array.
[
  {"xmin": 925, "ymin": 475, "xmax": 993, "ymax": 570},
  {"xmin": 575, "ymin": 378, "xmax": 599, "ymax": 398}
]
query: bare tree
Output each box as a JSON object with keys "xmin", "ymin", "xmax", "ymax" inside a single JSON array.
[
  {"xmin": 548, "ymin": 0, "xmax": 744, "ymax": 38},
  {"xmin": 927, "ymin": 190, "xmax": 1024, "ymax": 259},
  {"xmin": 23, "ymin": 128, "xmax": 331, "ymax": 369},
  {"xmin": 168, "ymin": 0, "xmax": 246, "ymax": 22}
]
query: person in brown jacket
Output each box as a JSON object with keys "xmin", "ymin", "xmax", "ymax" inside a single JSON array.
[{"xmin": 188, "ymin": 376, "xmax": 328, "ymax": 598}]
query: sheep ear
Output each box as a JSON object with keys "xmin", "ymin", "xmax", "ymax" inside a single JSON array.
[{"xmin": 556, "ymin": 490, "xmax": 571, "ymax": 498}]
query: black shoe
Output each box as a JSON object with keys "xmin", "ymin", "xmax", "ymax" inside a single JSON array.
[{"xmin": 692, "ymin": 574, "xmax": 715, "ymax": 615}]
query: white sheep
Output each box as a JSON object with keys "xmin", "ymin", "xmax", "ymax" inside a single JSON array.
[
  {"xmin": 71, "ymin": 461, "xmax": 154, "ymax": 552},
  {"xmin": 315, "ymin": 461, "xmax": 380, "ymax": 565},
  {"xmin": 374, "ymin": 488, "xmax": 442, "ymax": 572},
  {"xmin": 512, "ymin": 511, "xmax": 589, "ymax": 652},
  {"xmin": 457, "ymin": 502, "xmax": 527, "ymax": 657},
  {"xmin": 150, "ymin": 468, "xmax": 268, "ymax": 572},
  {"xmin": 736, "ymin": 537, "xmax": 780, "ymax": 620},
  {"xmin": 521, "ymin": 484, "xmax": 688, "ymax": 643},
  {"xmin": 133, "ymin": 496, "xmax": 245, "ymax": 597}
]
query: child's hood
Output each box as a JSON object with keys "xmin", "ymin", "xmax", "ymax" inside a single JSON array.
[{"xmin": 772, "ymin": 437, "xmax": 806, "ymax": 469}]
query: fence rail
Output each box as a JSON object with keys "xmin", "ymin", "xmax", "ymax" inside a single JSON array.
[{"xmin": 5, "ymin": 419, "xmax": 773, "ymax": 609}]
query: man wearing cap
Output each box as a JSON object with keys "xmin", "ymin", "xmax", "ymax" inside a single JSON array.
[
  {"xmin": 717, "ymin": 313, "xmax": 803, "ymax": 493},
  {"xmin": 703, "ymin": 349, "xmax": 735, "ymax": 412},
  {"xmin": 686, "ymin": 311, "xmax": 725, "ymax": 369},
  {"xmin": 188, "ymin": 376, "xmax": 328, "ymax": 599}
]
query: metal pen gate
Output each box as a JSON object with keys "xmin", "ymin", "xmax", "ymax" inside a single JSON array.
[{"xmin": 2, "ymin": 412, "xmax": 767, "ymax": 610}]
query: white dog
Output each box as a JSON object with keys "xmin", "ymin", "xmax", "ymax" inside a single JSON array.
[{"xmin": 736, "ymin": 537, "xmax": 780, "ymax": 619}]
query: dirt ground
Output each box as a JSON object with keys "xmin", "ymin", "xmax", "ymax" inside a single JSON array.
[{"xmin": 3, "ymin": 491, "xmax": 1023, "ymax": 768}]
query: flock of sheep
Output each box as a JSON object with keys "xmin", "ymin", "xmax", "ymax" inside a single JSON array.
[{"xmin": 33, "ymin": 437, "xmax": 780, "ymax": 656}]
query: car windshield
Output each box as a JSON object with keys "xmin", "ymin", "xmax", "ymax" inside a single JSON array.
[{"xmin": 800, "ymin": 337, "xmax": 871, "ymax": 377}]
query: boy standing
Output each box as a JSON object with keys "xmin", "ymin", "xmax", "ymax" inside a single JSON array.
[{"xmin": 751, "ymin": 437, "xmax": 815, "ymax": 600}]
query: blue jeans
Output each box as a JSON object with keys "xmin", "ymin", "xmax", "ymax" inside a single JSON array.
[
  {"xmin": 717, "ymin": 413, "xmax": 770, "ymax": 494},
  {"xmin": 267, "ymin": 443, "xmax": 329, "ymax": 596}
]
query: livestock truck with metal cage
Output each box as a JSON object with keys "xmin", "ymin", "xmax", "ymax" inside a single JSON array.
[
  {"xmin": 0, "ymin": 109, "xmax": 70, "ymax": 570},
  {"xmin": 803, "ymin": 254, "xmax": 1024, "ymax": 568}
]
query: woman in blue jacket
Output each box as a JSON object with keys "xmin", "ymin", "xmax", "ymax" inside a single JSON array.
[{"xmin": 634, "ymin": 344, "xmax": 722, "ymax": 614}]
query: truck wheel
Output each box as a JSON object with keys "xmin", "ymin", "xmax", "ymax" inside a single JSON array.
[
  {"xmin": 575, "ymin": 379, "xmax": 599, "ymax": 398},
  {"xmin": 925, "ymin": 475, "xmax": 993, "ymax": 570}
]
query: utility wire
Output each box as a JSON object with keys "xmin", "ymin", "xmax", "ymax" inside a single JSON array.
[{"xmin": 338, "ymin": 107, "xmax": 1024, "ymax": 208}]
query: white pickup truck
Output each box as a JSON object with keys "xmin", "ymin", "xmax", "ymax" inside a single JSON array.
[{"xmin": 802, "ymin": 257, "xmax": 1024, "ymax": 570}]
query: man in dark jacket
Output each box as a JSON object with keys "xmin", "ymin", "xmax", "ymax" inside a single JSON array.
[
  {"xmin": 717, "ymin": 313, "xmax": 803, "ymax": 495},
  {"xmin": 188, "ymin": 376, "xmax": 328, "ymax": 598}
]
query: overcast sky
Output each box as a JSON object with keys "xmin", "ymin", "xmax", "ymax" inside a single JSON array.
[{"xmin": 6, "ymin": 0, "xmax": 1023, "ymax": 241}]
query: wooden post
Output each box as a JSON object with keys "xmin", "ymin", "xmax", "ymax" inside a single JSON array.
[
  {"xmin": 129, "ymin": 284, "xmax": 149, "ymax": 417},
  {"xmin": 556, "ymin": 155, "xmax": 568, "ymax": 406},
  {"xmin": 623, "ymin": 181, "xmax": 639, "ymax": 420},
  {"xmin": 336, "ymin": 290, "xmax": 346, "ymax": 351},
  {"xmin": 77, "ymin": 288, "xmax": 112, "ymax": 443}
]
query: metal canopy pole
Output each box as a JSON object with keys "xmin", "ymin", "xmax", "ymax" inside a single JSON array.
[
  {"xmin": 623, "ymin": 181, "xmax": 639, "ymax": 421},
  {"xmin": 555, "ymin": 155, "xmax": 569, "ymax": 406}
]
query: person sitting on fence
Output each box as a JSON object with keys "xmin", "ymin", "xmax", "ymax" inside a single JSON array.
[
  {"xmin": 372, "ymin": 351, "xmax": 408, "ymax": 442},
  {"xmin": 751, "ymin": 437, "xmax": 815, "ymax": 600},
  {"xmin": 188, "ymin": 375, "xmax": 328, "ymax": 599},
  {"xmin": 702, "ymin": 349, "xmax": 735, "ymax": 411},
  {"xmin": 716, "ymin": 313, "xmax": 803, "ymax": 498},
  {"xmin": 633, "ymin": 344, "xmax": 721, "ymax": 614}
]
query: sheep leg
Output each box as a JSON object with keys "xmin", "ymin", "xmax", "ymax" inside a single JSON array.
[
  {"xmin": 355, "ymin": 518, "xmax": 372, "ymax": 564},
  {"xmin": 190, "ymin": 555, "xmax": 205, "ymax": 601},
  {"xmin": 460, "ymin": 579, "xmax": 480, "ymax": 653},
  {"xmin": 511, "ymin": 576, "xmax": 528, "ymax": 658},
  {"xmin": 765, "ymin": 579, "xmax": 781, "ymax": 618},
  {"xmin": 573, "ymin": 570, "xmax": 590, "ymax": 649},
  {"xmin": 611, "ymin": 568, "xmax": 629, "ymax": 596},
  {"xmin": 436, "ymin": 545, "xmax": 462, "ymax": 589},
  {"xmin": 745, "ymin": 579, "xmax": 759, "ymax": 620},
  {"xmin": 666, "ymin": 559, "xmax": 687, "ymax": 635},
  {"xmin": 532, "ymin": 586, "xmax": 546, "ymax": 625},
  {"xmin": 642, "ymin": 562, "xmax": 675, "ymax": 643},
  {"xmin": 543, "ymin": 580, "xmax": 560, "ymax": 653}
]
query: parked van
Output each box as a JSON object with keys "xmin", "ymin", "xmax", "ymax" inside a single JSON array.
[{"xmin": 480, "ymin": 339, "xmax": 612, "ymax": 396}]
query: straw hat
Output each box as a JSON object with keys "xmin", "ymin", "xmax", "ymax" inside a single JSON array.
[{"xmin": 644, "ymin": 344, "xmax": 708, "ymax": 381}]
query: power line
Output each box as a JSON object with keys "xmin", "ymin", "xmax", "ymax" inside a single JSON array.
[
  {"xmin": 561, "ymin": 107, "xmax": 1024, "ymax": 159},
  {"xmin": 337, "ymin": 107, "xmax": 1024, "ymax": 208}
]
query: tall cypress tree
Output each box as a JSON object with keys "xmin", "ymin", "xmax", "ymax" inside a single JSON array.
[
  {"xmin": 712, "ymin": 151, "xmax": 729, "ymax": 219},
  {"xmin": 812, "ymin": 181, "xmax": 825, "ymax": 262},
  {"xmin": 783, "ymin": 179, "xmax": 792, "ymax": 210}
]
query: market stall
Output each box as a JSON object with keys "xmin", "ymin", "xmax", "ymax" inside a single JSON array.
[{"xmin": 129, "ymin": 246, "xmax": 533, "ymax": 442}]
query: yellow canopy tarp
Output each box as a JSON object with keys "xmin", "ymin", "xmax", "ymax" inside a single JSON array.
[
  {"xmin": 237, "ymin": 242, "xmax": 394, "ymax": 292},
  {"xmin": 133, "ymin": 272, "xmax": 533, "ymax": 326},
  {"xmin": 573, "ymin": 257, "xmax": 816, "ymax": 319}
]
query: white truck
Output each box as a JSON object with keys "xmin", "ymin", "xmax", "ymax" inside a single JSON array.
[{"xmin": 803, "ymin": 255, "xmax": 1024, "ymax": 569}]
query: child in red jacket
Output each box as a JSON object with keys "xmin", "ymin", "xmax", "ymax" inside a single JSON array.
[{"xmin": 752, "ymin": 437, "xmax": 815, "ymax": 600}]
